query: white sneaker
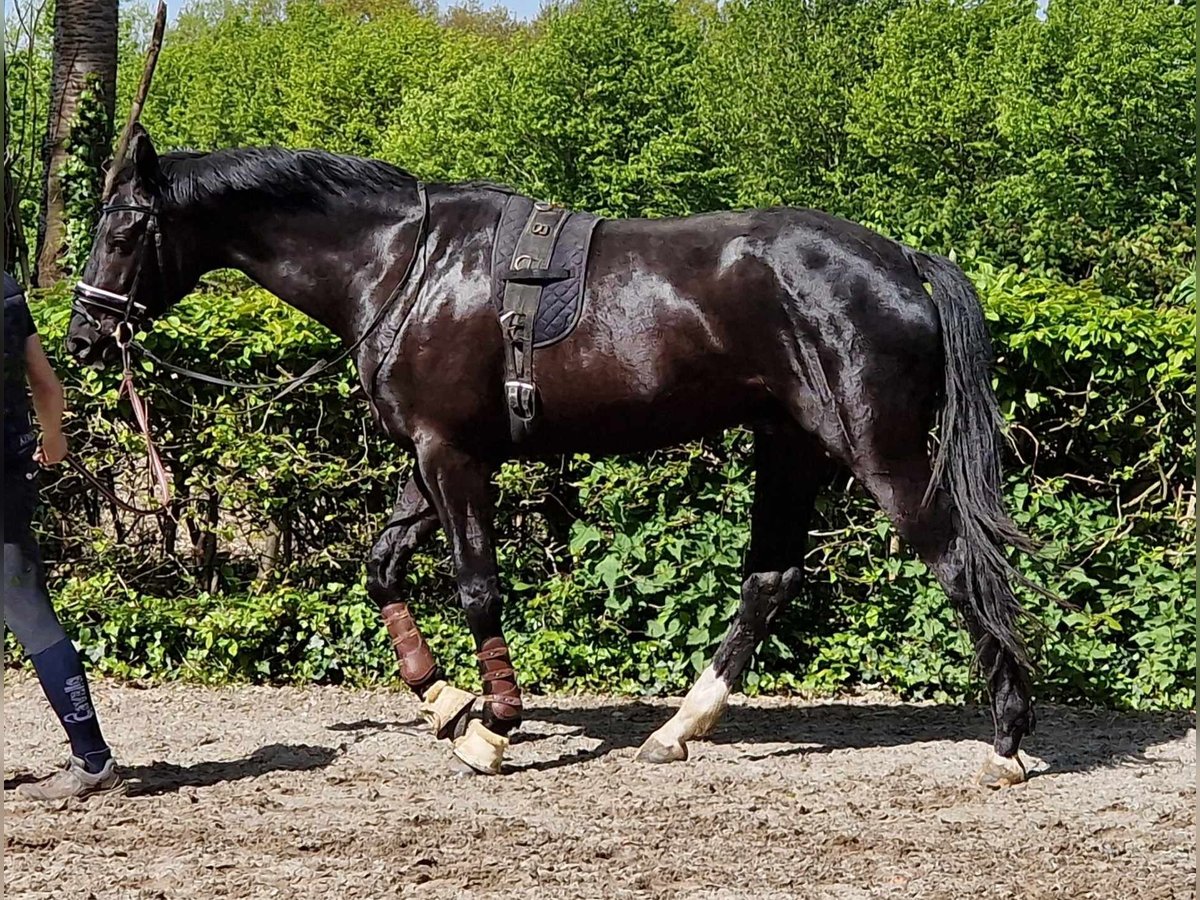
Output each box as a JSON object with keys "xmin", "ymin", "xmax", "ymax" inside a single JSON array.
[{"xmin": 15, "ymin": 756, "xmax": 123, "ymax": 801}]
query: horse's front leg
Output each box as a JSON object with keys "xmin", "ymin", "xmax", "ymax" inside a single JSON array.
[
  {"xmin": 367, "ymin": 474, "xmax": 474, "ymax": 739},
  {"xmin": 416, "ymin": 439, "xmax": 521, "ymax": 776}
]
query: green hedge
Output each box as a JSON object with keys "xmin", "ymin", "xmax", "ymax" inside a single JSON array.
[
  {"xmin": 7, "ymin": 0, "xmax": 1195, "ymax": 300},
  {"xmin": 13, "ymin": 264, "xmax": 1194, "ymax": 710}
]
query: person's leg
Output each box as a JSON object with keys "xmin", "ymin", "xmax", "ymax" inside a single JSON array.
[{"xmin": 4, "ymin": 473, "xmax": 120, "ymax": 797}]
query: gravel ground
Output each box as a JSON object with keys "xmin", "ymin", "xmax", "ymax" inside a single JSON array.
[{"xmin": 3, "ymin": 674, "xmax": 1194, "ymax": 899}]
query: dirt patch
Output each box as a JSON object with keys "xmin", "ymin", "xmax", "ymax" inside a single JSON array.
[{"xmin": 3, "ymin": 675, "xmax": 1194, "ymax": 899}]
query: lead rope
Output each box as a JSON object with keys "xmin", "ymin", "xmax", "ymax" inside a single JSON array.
[
  {"xmin": 63, "ymin": 334, "xmax": 174, "ymax": 519},
  {"xmin": 118, "ymin": 337, "xmax": 172, "ymax": 509}
]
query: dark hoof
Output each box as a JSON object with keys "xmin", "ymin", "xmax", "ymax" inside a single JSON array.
[
  {"xmin": 635, "ymin": 737, "xmax": 688, "ymax": 764},
  {"xmin": 437, "ymin": 707, "xmax": 472, "ymax": 742},
  {"xmin": 976, "ymin": 751, "xmax": 1027, "ymax": 789},
  {"xmin": 446, "ymin": 753, "xmax": 493, "ymax": 777}
]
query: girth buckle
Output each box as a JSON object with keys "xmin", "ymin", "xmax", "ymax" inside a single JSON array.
[
  {"xmin": 505, "ymin": 379, "xmax": 538, "ymax": 421},
  {"xmin": 499, "ymin": 310, "xmax": 525, "ymax": 333}
]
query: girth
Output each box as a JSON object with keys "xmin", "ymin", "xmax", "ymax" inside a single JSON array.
[{"xmin": 493, "ymin": 196, "xmax": 601, "ymax": 443}]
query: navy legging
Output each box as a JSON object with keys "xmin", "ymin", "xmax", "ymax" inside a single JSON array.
[
  {"xmin": 3, "ymin": 470, "xmax": 67, "ymax": 654},
  {"xmin": 3, "ymin": 469, "xmax": 111, "ymax": 770}
]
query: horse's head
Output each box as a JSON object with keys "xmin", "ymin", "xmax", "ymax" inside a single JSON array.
[{"xmin": 69, "ymin": 125, "xmax": 183, "ymax": 367}]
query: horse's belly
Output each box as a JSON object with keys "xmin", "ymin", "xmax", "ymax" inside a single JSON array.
[{"xmin": 522, "ymin": 349, "xmax": 775, "ymax": 455}]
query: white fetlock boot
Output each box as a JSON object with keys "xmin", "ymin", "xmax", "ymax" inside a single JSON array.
[{"xmin": 450, "ymin": 720, "xmax": 509, "ymax": 775}]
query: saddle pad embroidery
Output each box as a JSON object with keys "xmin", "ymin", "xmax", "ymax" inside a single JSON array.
[{"xmin": 490, "ymin": 195, "xmax": 602, "ymax": 348}]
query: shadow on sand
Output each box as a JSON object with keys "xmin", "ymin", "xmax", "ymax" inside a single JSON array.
[
  {"xmin": 496, "ymin": 699, "xmax": 1195, "ymax": 776},
  {"xmin": 5, "ymin": 742, "xmax": 341, "ymax": 796},
  {"xmin": 119, "ymin": 743, "xmax": 340, "ymax": 796}
]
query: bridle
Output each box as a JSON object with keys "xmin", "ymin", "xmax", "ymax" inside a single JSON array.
[
  {"xmin": 73, "ymin": 202, "xmax": 163, "ymax": 350},
  {"xmin": 66, "ymin": 184, "xmax": 432, "ymax": 516},
  {"xmin": 70, "ymin": 201, "xmax": 174, "ymax": 516}
]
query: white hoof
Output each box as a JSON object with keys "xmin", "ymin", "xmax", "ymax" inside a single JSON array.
[
  {"xmin": 976, "ymin": 750, "xmax": 1027, "ymax": 789},
  {"xmin": 635, "ymin": 737, "xmax": 688, "ymax": 764}
]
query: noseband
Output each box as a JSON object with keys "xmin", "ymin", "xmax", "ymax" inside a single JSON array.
[{"xmin": 73, "ymin": 202, "xmax": 162, "ymax": 344}]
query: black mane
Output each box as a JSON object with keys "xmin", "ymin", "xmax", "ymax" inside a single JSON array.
[{"xmin": 157, "ymin": 146, "xmax": 419, "ymax": 212}]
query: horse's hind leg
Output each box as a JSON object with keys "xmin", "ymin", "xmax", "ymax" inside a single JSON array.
[
  {"xmin": 854, "ymin": 451, "xmax": 1034, "ymax": 788},
  {"xmin": 367, "ymin": 474, "xmax": 473, "ymax": 739},
  {"xmin": 637, "ymin": 425, "xmax": 828, "ymax": 764}
]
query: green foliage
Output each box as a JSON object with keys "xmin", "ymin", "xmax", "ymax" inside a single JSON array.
[
  {"xmin": 485, "ymin": 0, "xmax": 724, "ymax": 216},
  {"xmin": 987, "ymin": 0, "xmax": 1194, "ymax": 298},
  {"xmin": 59, "ymin": 75, "xmax": 110, "ymax": 277},
  {"xmin": 5, "ymin": 0, "xmax": 55, "ymax": 265},
  {"xmin": 835, "ymin": 0, "xmax": 1195, "ymax": 295},
  {"xmin": 3, "ymin": 0, "xmax": 1193, "ymax": 708},
  {"xmin": 692, "ymin": 0, "xmax": 898, "ymax": 211},
  {"xmin": 9, "ymin": 0, "xmax": 1188, "ymax": 297},
  {"xmin": 9, "ymin": 266, "xmax": 1193, "ymax": 711}
]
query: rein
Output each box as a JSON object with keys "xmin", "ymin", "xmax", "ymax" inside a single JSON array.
[
  {"xmin": 70, "ymin": 201, "xmax": 172, "ymax": 516},
  {"xmin": 119, "ymin": 345, "xmax": 171, "ymax": 509},
  {"xmin": 66, "ymin": 457, "xmax": 170, "ymax": 517}
]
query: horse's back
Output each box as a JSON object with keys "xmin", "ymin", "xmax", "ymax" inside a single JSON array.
[
  {"xmin": 518, "ymin": 205, "xmax": 933, "ymax": 453},
  {"xmin": 415, "ymin": 191, "xmax": 942, "ymax": 456},
  {"xmin": 575, "ymin": 204, "xmax": 938, "ymax": 361}
]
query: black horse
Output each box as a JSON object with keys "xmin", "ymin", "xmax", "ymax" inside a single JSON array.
[{"xmin": 69, "ymin": 126, "xmax": 1038, "ymax": 784}]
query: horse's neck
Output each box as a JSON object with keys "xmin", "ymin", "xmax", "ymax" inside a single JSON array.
[{"xmin": 201, "ymin": 198, "xmax": 417, "ymax": 340}]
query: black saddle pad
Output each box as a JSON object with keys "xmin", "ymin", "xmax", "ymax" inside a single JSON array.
[{"xmin": 490, "ymin": 195, "xmax": 602, "ymax": 348}]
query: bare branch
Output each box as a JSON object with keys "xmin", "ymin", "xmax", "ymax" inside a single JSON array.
[{"xmin": 103, "ymin": 0, "xmax": 166, "ymax": 198}]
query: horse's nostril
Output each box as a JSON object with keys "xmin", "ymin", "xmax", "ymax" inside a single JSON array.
[{"xmin": 67, "ymin": 335, "xmax": 93, "ymax": 358}]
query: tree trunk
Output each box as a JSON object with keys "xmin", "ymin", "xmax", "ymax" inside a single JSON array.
[
  {"xmin": 5, "ymin": 157, "xmax": 33, "ymax": 283},
  {"xmin": 256, "ymin": 513, "xmax": 290, "ymax": 584},
  {"xmin": 36, "ymin": 0, "xmax": 117, "ymax": 286}
]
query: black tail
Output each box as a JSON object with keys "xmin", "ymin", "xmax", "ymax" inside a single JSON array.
[{"xmin": 909, "ymin": 250, "xmax": 1042, "ymax": 671}]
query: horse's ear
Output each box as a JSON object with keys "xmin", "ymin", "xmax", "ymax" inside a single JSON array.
[{"xmin": 130, "ymin": 124, "xmax": 161, "ymax": 189}]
